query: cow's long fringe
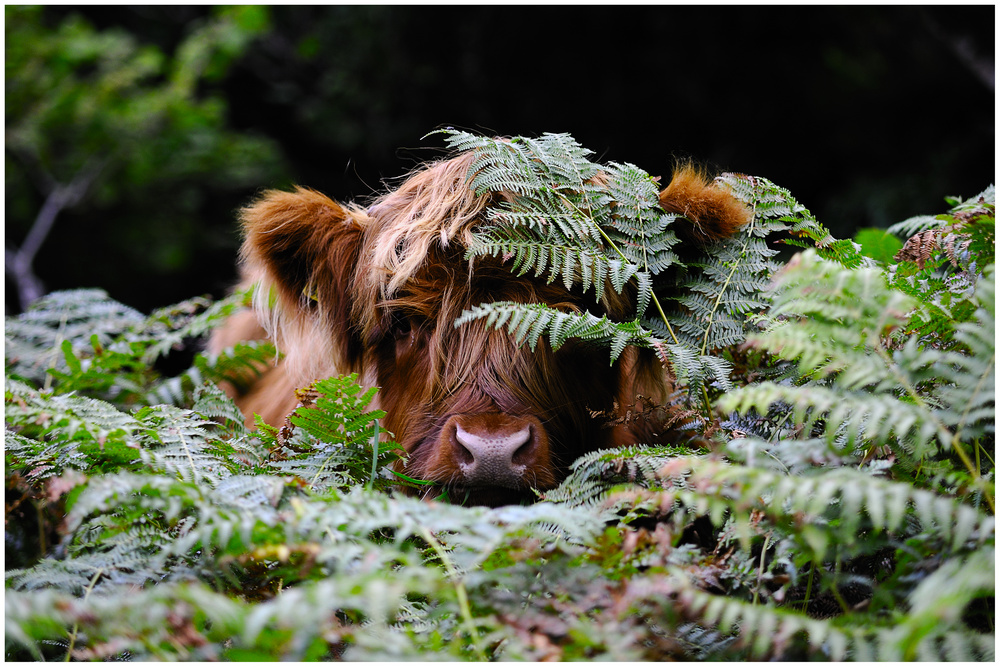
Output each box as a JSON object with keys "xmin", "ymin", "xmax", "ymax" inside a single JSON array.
[{"xmin": 356, "ymin": 152, "xmax": 490, "ymax": 335}]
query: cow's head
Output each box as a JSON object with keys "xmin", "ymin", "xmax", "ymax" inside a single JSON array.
[{"xmin": 238, "ymin": 151, "xmax": 749, "ymax": 506}]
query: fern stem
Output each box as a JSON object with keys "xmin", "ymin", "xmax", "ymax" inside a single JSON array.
[
  {"xmin": 829, "ymin": 558, "xmax": 851, "ymax": 615},
  {"xmin": 367, "ymin": 418, "xmax": 380, "ymax": 491},
  {"xmin": 801, "ymin": 561, "xmax": 816, "ymax": 614},
  {"xmin": 636, "ymin": 204, "xmax": 651, "ymax": 281},
  {"xmin": 418, "ymin": 526, "xmax": 488, "ymax": 661},
  {"xmin": 699, "ymin": 226, "xmax": 755, "ymax": 358},
  {"xmin": 598, "ymin": 217, "xmax": 715, "ymax": 416},
  {"xmin": 593, "ymin": 220, "xmax": 717, "ymax": 417},
  {"xmin": 65, "ymin": 567, "xmax": 103, "ymax": 661},
  {"xmin": 36, "ymin": 501, "xmax": 47, "ymax": 557},
  {"xmin": 594, "ymin": 224, "xmax": 680, "ymax": 345},
  {"xmin": 951, "ymin": 350, "xmax": 995, "ymax": 502},
  {"xmin": 698, "ymin": 387, "xmax": 714, "ymax": 420},
  {"xmin": 949, "ymin": 439, "xmax": 993, "ymax": 513},
  {"xmin": 769, "ymin": 411, "xmax": 795, "ymax": 445},
  {"xmin": 692, "ymin": 221, "xmax": 757, "ymax": 418},
  {"xmin": 977, "ymin": 438, "xmax": 995, "ymax": 467},
  {"xmin": 649, "ymin": 289, "xmax": 680, "ymax": 346},
  {"xmin": 559, "ymin": 188, "xmax": 682, "ymax": 348},
  {"xmin": 179, "ymin": 429, "xmax": 197, "ymax": 480},
  {"xmin": 974, "ymin": 437, "xmax": 982, "ymax": 478},
  {"xmin": 752, "ymin": 534, "xmax": 770, "ymax": 606},
  {"xmin": 872, "ymin": 343, "xmax": 995, "ymax": 513}
]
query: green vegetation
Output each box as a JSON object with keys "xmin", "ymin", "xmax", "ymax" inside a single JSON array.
[
  {"xmin": 5, "ymin": 6, "xmax": 286, "ymax": 311},
  {"xmin": 5, "ymin": 132, "xmax": 994, "ymax": 661}
]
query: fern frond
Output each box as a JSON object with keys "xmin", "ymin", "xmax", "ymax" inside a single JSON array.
[
  {"xmin": 4, "ymin": 289, "xmax": 146, "ymax": 383},
  {"xmin": 4, "ymin": 583, "xmax": 248, "ymax": 661},
  {"xmin": 724, "ymin": 435, "xmax": 866, "ymax": 474},
  {"xmin": 4, "ymin": 428, "xmax": 89, "ymax": 483},
  {"xmin": 5, "ymin": 557, "xmax": 104, "ymax": 598},
  {"xmin": 721, "ymin": 382, "xmax": 946, "ymax": 456},
  {"xmin": 664, "ymin": 188, "xmax": 785, "ymax": 355},
  {"xmin": 6, "ymin": 379, "xmax": 142, "ymax": 449},
  {"xmin": 765, "ymin": 252, "xmax": 914, "ymax": 333},
  {"xmin": 723, "ymin": 252, "xmax": 994, "ymax": 471},
  {"xmin": 663, "ymin": 457, "xmax": 994, "ymax": 555},
  {"xmin": 609, "ymin": 222, "xmax": 681, "ymax": 276},
  {"xmin": 268, "ymin": 374, "xmax": 400, "ymax": 494},
  {"xmin": 142, "ymin": 337, "xmax": 276, "ymax": 409},
  {"xmin": 887, "ymin": 191, "xmax": 993, "ymax": 348},
  {"xmin": 190, "ymin": 382, "xmax": 250, "ymax": 434},
  {"xmin": 195, "ymin": 339, "xmax": 278, "ymax": 393},
  {"xmin": 541, "ymin": 444, "xmax": 701, "ymax": 513},
  {"xmin": 455, "ymin": 301, "xmax": 659, "ymax": 363},
  {"xmin": 601, "ymin": 162, "xmax": 682, "ymax": 276},
  {"xmin": 647, "ymin": 340, "xmax": 735, "ymax": 396},
  {"xmin": 888, "ymin": 184, "xmax": 994, "ymax": 239},
  {"xmin": 134, "ymin": 404, "xmax": 234, "ymax": 485},
  {"xmin": 136, "ymin": 291, "xmax": 248, "ymax": 364},
  {"xmin": 888, "ymin": 214, "xmax": 949, "ymax": 238},
  {"xmin": 467, "ymin": 226, "xmax": 614, "ymax": 299},
  {"xmin": 269, "ymin": 429, "xmax": 367, "ymax": 493},
  {"xmin": 718, "ymin": 173, "xmax": 867, "ymax": 269},
  {"xmin": 458, "ymin": 134, "xmax": 549, "ymax": 197},
  {"xmin": 633, "ymin": 568, "xmax": 995, "ymax": 661},
  {"xmin": 602, "ymin": 161, "xmax": 662, "ymax": 218},
  {"xmin": 931, "ymin": 264, "xmax": 995, "ymax": 443},
  {"xmin": 526, "ymin": 132, "xmax": 601, "ymax": 183}
]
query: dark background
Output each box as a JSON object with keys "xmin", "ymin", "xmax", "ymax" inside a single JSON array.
[{"xmin": 7, "ymin": 5, "xmax": 995, "ymax": 314}]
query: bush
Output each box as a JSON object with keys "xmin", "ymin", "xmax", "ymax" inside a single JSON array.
[{"xmin": 5, "ymin": 133, "xmax": 994, "ymax": 661}]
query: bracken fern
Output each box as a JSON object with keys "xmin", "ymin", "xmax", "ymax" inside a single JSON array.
[{"xmin": 4, "ymin": 131, "xmax": 994, "ymax": 661}]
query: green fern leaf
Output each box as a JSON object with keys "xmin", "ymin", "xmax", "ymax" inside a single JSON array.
[
  {"xmin": 455, "ymin": 301, "xmax": 658, "ymax": 363},
  {"xmin": 135, "ymin": 404, "xmax": 234, "ymax": 485},
  {"xmin": 4, "ymin": 289, "xmax": 146, "ymax": 383}
]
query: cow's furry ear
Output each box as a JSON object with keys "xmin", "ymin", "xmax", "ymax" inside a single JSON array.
[
  {"xmin": 239, "ymin": 186, "xmax": 366, "ymax": 379},
  {"xmin": 659, "ymin": 164, "xmax": 752, "ymax": 243}
]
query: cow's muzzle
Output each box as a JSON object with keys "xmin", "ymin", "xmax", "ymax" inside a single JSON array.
[{"xmin": 430, "ymin": 413, "xmax": 555, "ymax": 492}]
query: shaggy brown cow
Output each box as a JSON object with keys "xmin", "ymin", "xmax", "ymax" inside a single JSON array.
[{"xmin": 210, "ymin": 150, "xmax": 750, "ymax": 506}]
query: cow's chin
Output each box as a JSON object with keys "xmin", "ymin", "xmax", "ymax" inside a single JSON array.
[
  {"xmin": 413, "ymin": 481, "xmax": 539, "ymax": 508},
  {"xmin": 444, "ymin": 485, "xmax": 539, "ymax": 508}
]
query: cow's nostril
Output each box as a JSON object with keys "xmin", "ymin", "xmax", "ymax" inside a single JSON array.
[
  {"xmin": 451, "ymin": 425, "xmax": 477, "ymax": 466},
  {"xmin": 511, "ymin": 433, "xmax": 534, "ymax": 465}
]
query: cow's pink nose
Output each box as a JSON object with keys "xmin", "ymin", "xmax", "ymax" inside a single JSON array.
[
  {"xmin": 443, "ymin": 414, "xmax": 550, "ymax": 489},
  {"xmin": 455, "ymin": 422, "xmax": 532, "ymax": 476}
]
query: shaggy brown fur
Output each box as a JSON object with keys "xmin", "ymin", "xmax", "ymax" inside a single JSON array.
[{"xmin": 211, "ymin": 151, "xmax": 751, "ymax": 506}]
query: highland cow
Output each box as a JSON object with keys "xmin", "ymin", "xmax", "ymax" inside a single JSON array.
[{"xmin": 210, "ymin": 149, "xmax": 750, "ymax": 506}]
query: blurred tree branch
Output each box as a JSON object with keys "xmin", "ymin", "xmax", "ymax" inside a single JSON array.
[
  {"xmin": 919, "ymin": 8, "xmax": 994, "ymax": 91},
  {"xmin": 6, "ymin": 157, "xmax": 105, "ymax": 311}
]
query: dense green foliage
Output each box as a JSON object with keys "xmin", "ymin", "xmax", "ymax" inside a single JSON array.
[{"xmin": 5, "ymin": 132, "xmax": 994, "ymax": 661}]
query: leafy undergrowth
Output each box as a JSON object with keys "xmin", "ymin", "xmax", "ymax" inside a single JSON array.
[{"xmin": 5, "ymin": 134, "xmax": 995, "ymax": 661}]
